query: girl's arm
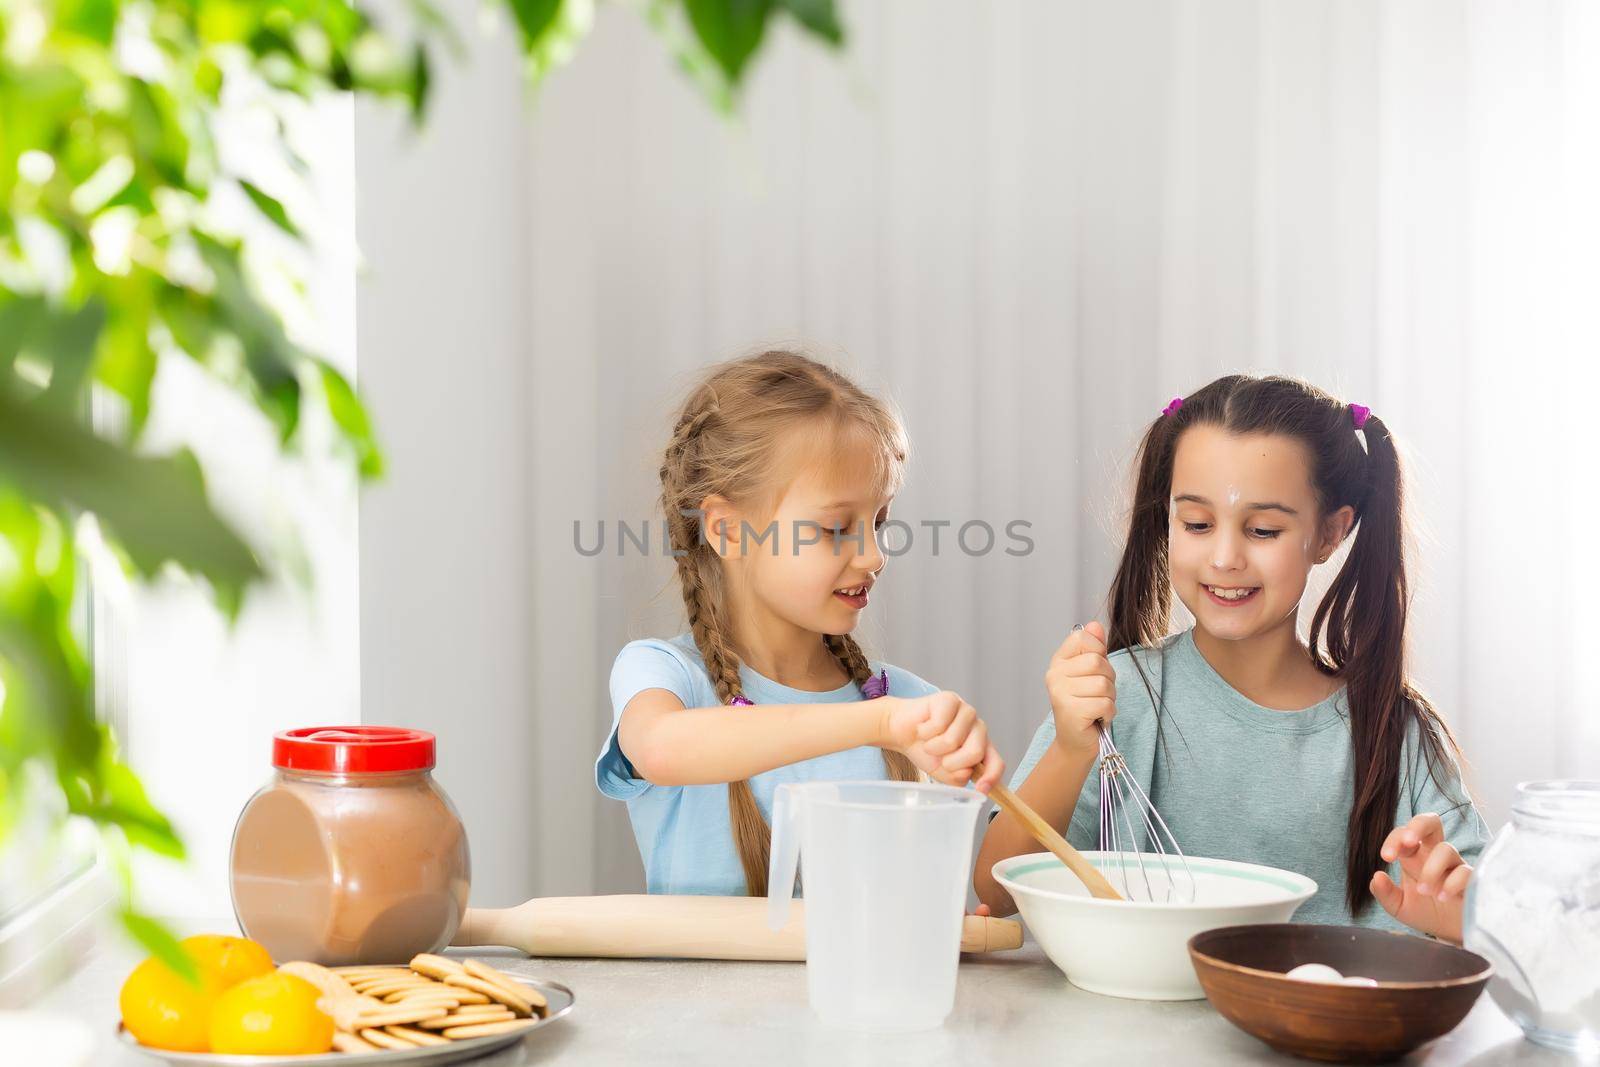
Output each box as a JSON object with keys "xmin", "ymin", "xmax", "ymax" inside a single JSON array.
[
  {"xmin": 974, "ymin": 621, "xmax": 1120, "ymax": 916},
  {"xmin": 973, "ymin": 742, "xmax": 1097, "ymax": 915},
  {"xmin": 618, "ymin": 687, "xmax": 1004, "ymax": 790}
]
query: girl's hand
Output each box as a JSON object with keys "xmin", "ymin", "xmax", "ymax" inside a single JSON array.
[
  {"xmin": 1369, "ymin": 813, "xmax": 1472, "ymax": 943},
  {"xmin": 880, "ymin": 692, "xmax": 1005, "ymax": 794},
  {"xmin": 1046, "ymin": 621, "xmax": 1117, "ymax": 761}
]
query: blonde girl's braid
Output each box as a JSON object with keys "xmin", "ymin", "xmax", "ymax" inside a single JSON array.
[
  {"xmin": 824, "ymin": 633, "xmax": 919, "ymax": 783},
  {"xmin": 676, "ymin": 552, "xmax": 775, "ymax": 893},
  {"xmin": 659, "ymin": 393, "xmax": 775, "ymax": 893},
  {"xmin": 660, "ymin": 400, "xmax": 743, "ymax": 703},
  {"xmin": 656, "ymin": 351, "xmax": 917, "ymax": 897}
]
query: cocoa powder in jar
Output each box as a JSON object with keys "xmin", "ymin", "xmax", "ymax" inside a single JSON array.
[{"xmin": 229, "ymin": 727, "xmax": 470, "ymax": 965}]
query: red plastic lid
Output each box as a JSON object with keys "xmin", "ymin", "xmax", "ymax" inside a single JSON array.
[{"xmin": 272, "ymin": 726, "xmax": 436, "ymax": 774}]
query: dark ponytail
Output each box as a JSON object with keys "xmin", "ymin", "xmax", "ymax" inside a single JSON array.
[
  {"xmin": 1105, "ymin": 377, "xmax": 1462, "ymax": 916},
  {"xmin": 1307, "ymin": 413, "xmax": 1458, "ymax": 914}
]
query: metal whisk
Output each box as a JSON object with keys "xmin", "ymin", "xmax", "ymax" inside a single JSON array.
[{"xmin": 1097, "ymin": 726, "xmax": 1196, "ymax": 903}]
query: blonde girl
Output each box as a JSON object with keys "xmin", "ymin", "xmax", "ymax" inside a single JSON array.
[{"xmin": 597, "ymin": 351, "xmax": 1003, "ymax": 896}]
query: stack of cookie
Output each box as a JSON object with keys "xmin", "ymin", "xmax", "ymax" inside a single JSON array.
[{"xmin": 280, "ymin": 954, "xmax": 547, "ymax": 1054}]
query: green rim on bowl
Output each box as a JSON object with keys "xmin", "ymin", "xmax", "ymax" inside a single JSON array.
[{"xmin": 996, "ymin": 852, "xmax": 1317, "ymax": 907}]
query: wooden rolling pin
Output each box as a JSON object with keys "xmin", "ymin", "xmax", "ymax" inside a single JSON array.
[{"xmin": 453, "ymin": 895, "xmax": 1023, "ymax": 961}]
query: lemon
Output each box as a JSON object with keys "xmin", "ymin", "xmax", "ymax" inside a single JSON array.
[
  {"xmin": 118, "ymin": 955, "xmax": 216, "ymax": 1053},
  {"xmin": 208, "ymin": 972, "xmax": 334, "ymax": 1055},
  {"xmin": 118, "ymin": 934, "xmax": 273, "ymax": 1052},
  {"xmin": 179, "ymin": 934, "xmax": 273, "ymax": 990}
]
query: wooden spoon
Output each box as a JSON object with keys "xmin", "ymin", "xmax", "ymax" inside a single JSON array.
[{"xmin": 988, "ymin": 782, "xmax": 1123, "ymax": 901}]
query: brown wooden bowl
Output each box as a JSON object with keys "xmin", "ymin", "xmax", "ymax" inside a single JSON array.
[{"xmin": 1189, "ymin": 924, "xmax": 1493, "ymax": 1063}]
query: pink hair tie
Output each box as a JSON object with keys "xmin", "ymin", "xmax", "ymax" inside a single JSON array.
[
  {"xmin": 1161, "ymin": 397, "xmax": 1184, "ymax": 417},
  {"xmin": 1350, "ymin": 403, "xmax": 1372, "ymax": 430}
]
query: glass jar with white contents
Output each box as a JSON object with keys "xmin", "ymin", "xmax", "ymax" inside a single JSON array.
[{"xmin": 1464, "ymin": 780, "xmax": 1600, "ymax": 1055}]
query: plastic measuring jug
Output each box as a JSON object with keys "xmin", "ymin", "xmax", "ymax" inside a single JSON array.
[{"xmin": 767, "ymin": 780, "xmax": 985, "ymax": 1030}]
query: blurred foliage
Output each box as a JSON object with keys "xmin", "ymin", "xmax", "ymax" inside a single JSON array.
[{"xmin": 0, "ymin": 0, "xmax": 844, "ymax": 979}]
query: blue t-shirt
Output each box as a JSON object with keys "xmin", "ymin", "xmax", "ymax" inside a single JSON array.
[{"xmin": 596, "ymin": 632, "xmax": 941, "ymax": 895}]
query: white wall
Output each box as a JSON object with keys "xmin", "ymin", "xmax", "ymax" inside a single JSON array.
[
  {"xmin": 354, "ymin": 0, "xmax": 1600, "ymax": 903},
  {"xmin": 353, "ymin": 7, "xmax": 537, "ymax": 907}
]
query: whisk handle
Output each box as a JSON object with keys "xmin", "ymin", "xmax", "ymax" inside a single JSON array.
[{"xmin": 989, "ymin": 783, "xmax": 1124, "ymax": 901}]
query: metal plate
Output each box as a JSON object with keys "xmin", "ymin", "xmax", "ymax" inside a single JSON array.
[{"xmin": 116, "ymin": 977, "xmax": 574, "ymax": 1066}]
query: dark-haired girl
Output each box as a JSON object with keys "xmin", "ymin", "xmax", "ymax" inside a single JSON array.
[{"xmin": 975, "ymin": 375, "xmax": 1488, "ymax": 941}]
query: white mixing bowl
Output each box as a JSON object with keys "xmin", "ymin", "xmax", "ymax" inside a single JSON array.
[{"xmin": 993, "ymin": 851, "xmax": 1317, "ymax": 1000}]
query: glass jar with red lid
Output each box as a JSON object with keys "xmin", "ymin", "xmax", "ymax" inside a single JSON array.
[{"xmin": 229, "ymin": 726, "xmax": 471, "ymax": 965}]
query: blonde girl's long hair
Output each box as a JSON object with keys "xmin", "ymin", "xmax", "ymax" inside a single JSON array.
[{"xmin": 657, "ymin": 350, "xmax": 921, "ymax": 896}]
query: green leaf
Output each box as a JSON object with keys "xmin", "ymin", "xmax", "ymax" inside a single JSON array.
[
  {"xmin": 118, "ymin": 909, "xmax": 200, "ymax": 986},
  {"xmin": 127, "ymin": 80, "xmax": 192, "ymax": 190},
  {"xmin": 157, "ymin": 290, "xmax": 219, "ymax": 364},
  {"xmin": 59, "ymin": 0, "xmax": 118, "ymax": 45},
  {"xmin": 194, "ymin": 236, "xmax": 304, "ymax": 443},
  {"xmin": 775, "ymin": 0, "xmax": 843, "ymax": 44},
  {"xmin": 197, "ymin": 0, "xmax": 253, "ymax": 45},
  {"xmin": 317, "ymin": 361, "xmax": 384, "ymax": 479},
  {"xmin": 43, "ymin": 728, "xmax": 183, "ymax": 860},
  {"xmin": 89, "ymin": 760, "xmax": 186, "ymax": 859},
  {"xmin": 515, "ymin": 0, "xmax": 596, "ymax": 87},
  {"xmin": 39, "ymin": 299, "xmax": 107, "ymax": 412},
  {"xmin": 684, "ymin": 0, "xmax": 773, "ymax": 85},
  {"xmin": 0, "ymin": 297, "xmax": 49, "ymax": 374},
  {"xmin": 261, "ymin": 375, "xmax": 302, "ymax": 445},
  {"xmin": 0, "ymin": 612, "xmax": 98, "ymax": 771},
  {"xmin": 196, "ymin": 58, "xmax": 224, "ymax": 100},
  {"xmin": 98, "ymin": 305, "xmax": 160, "ymax": 435},
  {"xmin": 238, "ymin": 180, "xmax": 301, "ymax": 239},
  {"xmin": 0, "ymin": 388, "xmax": 263, "ymax": 606},
  {"xmin": 506, "ymin": 0, "xmax": 563, "ymax": 50},
  {"xmin": 410, "ymin": 42, "xmax": 431, "ymax": 124}
]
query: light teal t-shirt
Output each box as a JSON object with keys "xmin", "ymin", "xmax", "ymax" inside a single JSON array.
[
  {"xmin": 1008, "ymin": 629, "xmax": 1490, "ymax": 929},
  {"xmin": 597, "ymin": 632, "xmax": 941, "ymax": 896}
]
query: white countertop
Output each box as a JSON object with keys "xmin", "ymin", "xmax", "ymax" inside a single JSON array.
[{"xmin": 24, "ymin": 925, "xmax": 1564, "ymax": 1066}]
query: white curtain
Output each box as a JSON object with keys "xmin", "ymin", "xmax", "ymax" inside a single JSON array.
[{"xmin": 359, "ymin": 0, "xmax": 1600, "ymax": 900}]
